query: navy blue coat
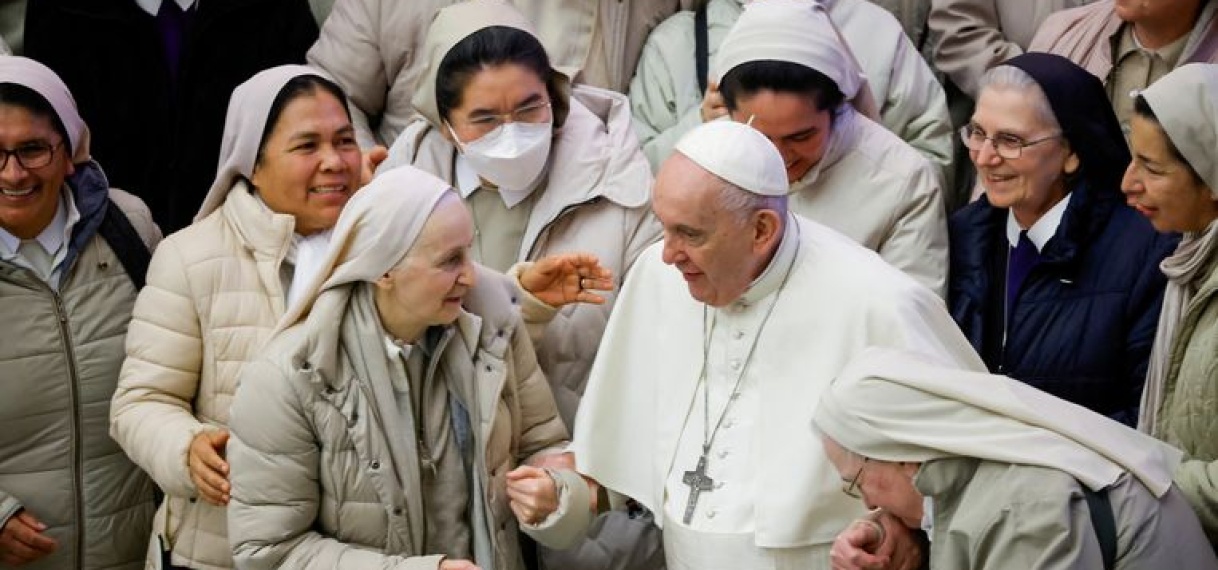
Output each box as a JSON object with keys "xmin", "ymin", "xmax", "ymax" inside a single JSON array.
[{"xmin": 948, "ymin": 183, "xmax": 1177, "ymax": 425}]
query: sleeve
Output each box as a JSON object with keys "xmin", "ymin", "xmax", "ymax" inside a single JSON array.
[
  {"xmin": 1113, "ymin": 233, "xmax": 1176, "ymax": 426},
  {"xmin": 0, "ymin": 489, "xmax": 22, "ymax": 529},
  {"xmin": 967, "ymin": 496, "xmax": 1103, "ymax": 570},
  {"xmin": 878, "ymin": 165, "xmax": 950, "ymax": 299},
  {"xmin": 878, "ymin": 34, "xmax": 955, "ymax": 190},
  {"xmin": 628, "ymin": 21, "xmax": 703, "ymax": 173},
  {"xmin": 519, "ymin": 468, "xmax": 595, "ymax": 550},
  {"xmin": 306, "ymin": 0, "xmax": 388, "ymax": 148},
  {"xmin": 227, "ymin": 358, "xmax": 444, "ymax": 570},
  {"xmin": 109, "ymin": 239, "xmax": 209, "ymax": 498},
  {"xmin": 508, "ymin": 318, "xmax": 570, "ymax": 460},
  {"xmin": 928, "ymin": 0, "xmax": 1025, "ymax": 98},
  {"xmin": 1175, "ymin": 456, "xmax": 1218, "ymax": 543}
]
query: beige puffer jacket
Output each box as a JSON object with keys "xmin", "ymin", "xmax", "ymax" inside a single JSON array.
[
  {"xmin": 111, "ymin": 184, "xmax": 294, "ymax": 570},
  {"xmin": 306, "ymin": 0, "xmax": 689, "ymax": 147},
  {"xmin": 227, "ymin": 268, "xmax": 582, "ymax": 569},
  {"xmin": 0, "ymin": 167, "xmax": 160, "ymax": 569}
]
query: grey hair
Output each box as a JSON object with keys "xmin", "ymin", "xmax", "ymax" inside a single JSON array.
[
  {"xmin": 715, "ymin": 182, "xmax": 788, "ymax": 226},
  {"xmin": 977, "ymin": 65, "xmax": 1060, "ymax": 132}
]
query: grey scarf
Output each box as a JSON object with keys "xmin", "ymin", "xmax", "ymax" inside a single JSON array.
[{"xmin": 1139, "ymin": 219, "xmax": 1218, "ymax": 435}]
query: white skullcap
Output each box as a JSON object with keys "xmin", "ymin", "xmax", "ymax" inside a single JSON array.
[
  {"xmin": 714, "ymin": 0, "xmax": 871, "ymax": 113},
  {"xmin": 674, "ymin": 119, "xmax": 788, "ymax": 196}
]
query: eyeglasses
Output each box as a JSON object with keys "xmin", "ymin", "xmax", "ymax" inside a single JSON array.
[
  {"xmin": 842, "ymin": 458, "xmax": 868, "ymax": 499},
  {"xmin": 960, "ymin": 125, "xmax": 1061, "ymax": 160},
  {"xmin": 458, "ymin": 101, "xmax": 552, "ymax": 136},
  {"xmin": 0, "ymin": 140, "xmax": 63, "ymax": 171}
]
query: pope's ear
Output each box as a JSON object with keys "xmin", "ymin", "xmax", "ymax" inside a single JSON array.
[{"xmin": 753, "ymin": 208, "xmax": 782, "ymax": 252}]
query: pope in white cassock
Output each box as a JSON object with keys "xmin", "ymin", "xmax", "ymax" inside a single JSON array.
[{"xmin": 567, "ymin": 119, "xmax": 986, "ymax": 570}]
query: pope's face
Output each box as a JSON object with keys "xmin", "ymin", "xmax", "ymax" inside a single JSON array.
[{"xmin": 652, "ymin": 154, "xmax": 764, "ymax": 307}]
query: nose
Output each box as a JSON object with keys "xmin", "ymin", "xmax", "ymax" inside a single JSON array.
[
  {"xmin": 661, "ymin": 236, "xmax": 685, "ymax": 266},
  {"xmin": 0, "ymin": 152, "xmax": 27, "ymax": 179},
  {"xmin": 1120, "ymin": 162, "xmax": 1141, "ymax": 196},
  {"xmin": 319, "ymin": 143, "xmax": 346, "ymax": 172},
  {"xmin": 456, "ymin": 258, "xmax": 476, "ymax": 287},
  {"xmin": 972, "ymin": 139, "xmax": 1003, "ymax": 166}
]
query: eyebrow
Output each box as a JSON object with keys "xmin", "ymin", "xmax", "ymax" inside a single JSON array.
[
  {"xmin": 467, "ymin": 93, "xmax": 545, "ymax": 117},
  {"xmin": 781, "ymin": 126, "xmax": 819, "ymax": 141},
  {"xmin": 286, "ymin": 125, "xmax": 356, "ymax": 142}
]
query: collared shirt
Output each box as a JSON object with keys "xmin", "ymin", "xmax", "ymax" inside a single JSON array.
[
  {"xmin": 1109, "ymin": 24, "xmax": 1188, "ymax": 134},
  {"xmin": 455, "ymin": 153, "xmax": 534, "ymax": 209},
  {"xmin": 133, "ymin": 0, "xmax": 197, "ymax": 16},
  {"xmin": 455, "ymin": 154, "xmax": 539, "ymax": 272},
  {"xmin": 664, "ymin": 216, "xmax": 800, "ymax": 533},
  {"xmin": 0, "ymin": 186, "xmax": 81, "ymax": 288},
  {"xmin": 1006, "ymin": 192, "xmax": 1072, "ymax": 252}
]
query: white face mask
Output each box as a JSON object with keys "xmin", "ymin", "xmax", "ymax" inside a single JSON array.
[{"xmin": 448, "ymin": 120, "xmax": 552, "ymax": 192}]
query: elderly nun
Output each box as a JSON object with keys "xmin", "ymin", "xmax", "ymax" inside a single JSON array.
[
  {"xmin": 1123, "ymin": 63, "xmax": 1218, "ymax": 546},
  {"xmin": 711, "ymin": 0, "xmax": 948, "ymax": 296},
  {"xmin": 815, "ymin": 346, "xmax": 1218, "ymax": 569},
  {"xmin": 225, "ymin": 165, "xmax": 594, "ymax": 570}
]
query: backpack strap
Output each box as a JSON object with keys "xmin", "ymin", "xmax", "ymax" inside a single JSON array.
[
  {"xmin": 97, "ymin": 198, "xmax": 152, "ymax": 289},
  {"xmin": 1081, "ymin": 486, "xmax": 1117, "ymax": 570},
  {"xmin": 695, "ymin": 1, "xmax": 709, "ymax": 95}
]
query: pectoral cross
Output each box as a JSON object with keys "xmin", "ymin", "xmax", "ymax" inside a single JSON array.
[{"xmin": 681, "ymin": 454, "xmax": 715, "ymax": 524}]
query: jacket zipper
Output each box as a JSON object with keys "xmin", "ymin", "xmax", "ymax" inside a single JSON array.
[
  {"xmin": 49, "ymin": 287, "xmax": 85, "ymax": 569},
  {"xmin": 525, "ymin": 197, "xmax": 600, "ymax": 261}
]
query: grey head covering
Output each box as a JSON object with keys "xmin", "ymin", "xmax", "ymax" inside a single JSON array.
[
  {"xmin": 0, "ymin": 56, "xmax": 91, "ymax": 163},
  {"xmin": 276, "ymin": 164, "xmax": 454, "ymax": 333},
  {"xmin": 194, "ymin": 64, "xmax": 338, "ymax": 222},
  {"xmin": 1141, "ymin": 63, "xmax": 1218, "ymax": 195}
]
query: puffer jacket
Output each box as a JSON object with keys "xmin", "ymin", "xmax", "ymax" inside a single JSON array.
[
  {"xmin": 948, "ymin": 182, "xmax": 1177, "ymax": 425},
  {"xmin": 227, "ymin": 268, "xmax": 581, "ymax": 569},
  {"xmin": 0, "ymin": 162, "xmax": 160, "ymax": 569},
  {"xmin": 110, "ymin": 184, "xmax": 294, "ymax": 569},
  {"xmin": 1160, "ymin": 253, "xmax": 1218, "ymax": 544},
  {"xmin": 628, "ymin": 0, "xmax": 953, "ymax": 186},
  {"xmin": 382, "ymin": 85, "xmax": 660, "ymax": 429},
  {"xmin": 307, "ymin": 0, "xmax": 688, "ymax": 148}
]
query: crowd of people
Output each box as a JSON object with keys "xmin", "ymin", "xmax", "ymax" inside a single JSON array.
[{"xmin": 1, "ymin": 0, "xmax": 1218, "ymax": 569}]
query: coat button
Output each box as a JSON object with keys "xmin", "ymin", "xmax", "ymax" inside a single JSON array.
[
  {"xmin": 370, "ymin": 460, "xmax": 380, "ymax": 470},
  {"xmin": 392, "ymin": 507, "xmax": 403, "ymax": 516}
]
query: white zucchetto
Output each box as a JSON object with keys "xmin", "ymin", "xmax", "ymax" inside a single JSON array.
[{"xmin": 674, "ymin": 120, "xmax": 788, "ymax": 197}]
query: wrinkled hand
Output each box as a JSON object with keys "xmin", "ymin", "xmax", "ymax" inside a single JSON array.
[
  {"xmin": 0, "ymin": 510, "xmax": 56, "ymax": 565},
  {"xmin": 439, "ymin": 559, "xmax": 480, "ymax": 570},
  {"xmin": 528, "ymin": 451, "xmax": 575, "ymax": 472},
  {"xmin": 700, "ymin": 81, "xmax": 728, "ymax": 123},
  {"xmin": 506, "ymin": 466, "xmax": 559, "ymax": 526},
  {"xmin": 188, "ymin": 429, "xmax": 230, "ymax": 506},
  {"xmin": 360, "ymin": 145, "xmax": 389, "ymax": 187},
  {"xmin": 519, "ymin": 253, "xmax": 614, "ymax": 309},
  {"xmin": 831, "ymin": 511, "xmax": 922, "ymax": 570}
]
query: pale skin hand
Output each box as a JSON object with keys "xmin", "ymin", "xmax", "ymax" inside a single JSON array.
[
  {"xmin": 518, "ymin": 253, "xmax": 614, "ymax": 309},
  {"xmin": 439, "ymin": 560, "xmax": 480, "ymax": 570},
  {"xmin": 505, "ymin": 466, "xmax": 559, "ymax": 526},
  {"xmin": 360, "ymin": 145, "xmax": 389, "ymax": 188},
  {"xmin": 527, "ymin": 452, "xmax": 599, "ymax": 512},
  {"xmin": 700, "ymin": 81, "xmax": 728, "ymax": 123},
  {"xmin": 0, "ymin": 510, "xmax": 56, "ymax": 565},
  {"xmin": 831, "ymin": 511, "xmax": 923, "ymax": 570},
  {"xmin": 188, "ymin": 429, "xmax": 230, "ymax": 506}
]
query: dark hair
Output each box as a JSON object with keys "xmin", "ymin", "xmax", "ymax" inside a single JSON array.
[
  {"xmin": 257, "ymin": 74, "xmax": 351, "ymax": 162},
  {"xmin": 718, "ymin": 60, "xmax": 845, "ymax": 113},
  {"xmin": 435, "ymin": 26, "xmax": 553, "ymax": 123},
  {"xmin": 1133, "ymin": 94, "xmax": 1204, "ymax": 183},
  {"xmin": 0, "ymin": 83, "xmax": 71, "ymax": 155}
]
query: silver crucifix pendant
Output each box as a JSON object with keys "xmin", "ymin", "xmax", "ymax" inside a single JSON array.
[{"xmin": 681, "ymin": 454, "xmax": 715, "ymax": 524}]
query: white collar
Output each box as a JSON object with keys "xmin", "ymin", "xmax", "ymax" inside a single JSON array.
[
  {"xmin": 920, "ymin": 496, "xmax": 934, "ymax": 539},
  {"xmin": 454, "ymin": 152, "xmax": 535, "ymax": 209},
  {"xmin": 1006, "ymin": 192, "xmax": 1072, "ymax": 252},
  {"xmin": 0, "ymin": 185, "xmax": 79, "ymax": 257},
  {"xmin": 133, "ymin": 0, "xmax": 197, "ymax": 17}
]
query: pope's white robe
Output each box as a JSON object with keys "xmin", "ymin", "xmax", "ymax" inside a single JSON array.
[{"xmin": 570, "ymin": 214, "xmax": 984, "ymax": 563}]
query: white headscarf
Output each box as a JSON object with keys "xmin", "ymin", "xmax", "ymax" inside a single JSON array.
[
  {"xmin": 816, "ymin": 347, "xmax": 1182, "ymax": 496},
  {"xmin": 713, "ymin": 0, "xmax": 878, "ymax": 120},
  {"xmin": 194, "ymin": 64, "xmax": 333, "ymax": 222},
  {"xmin": 275, "ymin": 164, "xmax": 454, "ymax": 334},
  {"xmin": 0, "ymin": 56, "xmax": 91, "ymax": 164},
  {"xmin": 674, "ymin": 120, "xmax": 788, "ymax": 196},
  {"xmin": 1138, "ymin": 63, "xmax": 1218, "ymax": 434}
]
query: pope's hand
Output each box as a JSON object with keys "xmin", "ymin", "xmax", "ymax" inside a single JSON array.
[
  {"xmin": 360, "ymin": 145, "xmax": 389, "ymax": 187},
  {"xmin": 505, "ymin": 466, "xmax": 559, "ymax": 526},
  {"xmin": 873, "ymin": 511, "xmax": 923, "ymax": 570},
  {"xmin": 700, "ymin": 81, "xmax": 728, "ymax": 123},
  {"xmin": 518, "ymin": 253, "xmax": 613, "ymax": 308}
]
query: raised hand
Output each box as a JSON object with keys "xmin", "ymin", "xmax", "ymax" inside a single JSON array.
[{"xmin": 518, "ymin": 253, "xmax": 614, "ymax": 309}]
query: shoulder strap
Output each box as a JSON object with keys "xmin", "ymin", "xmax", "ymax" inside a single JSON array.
[
  {"xmin": 97, "ymin": 198, "xmax": 152, "ymax": 289},
  {"xmin": 1081, "ymin": 486, "xmax": 1117, "ymax": 570},
  {"xmin": 695, "ymin": 1, "xmax": 709, "ymax": 94}
]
